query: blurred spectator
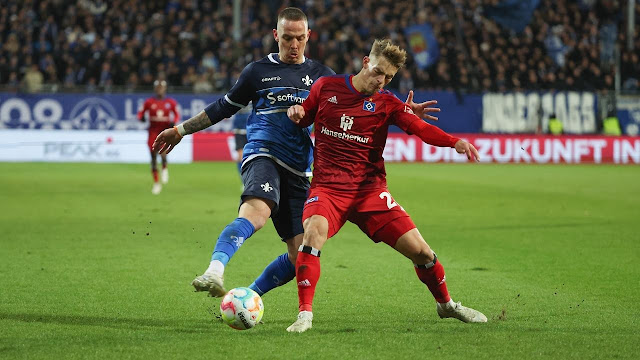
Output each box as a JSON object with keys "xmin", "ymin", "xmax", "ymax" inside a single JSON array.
[
  {"xmin": 23, "ymin": 64, "xmax": 44, "ymax": 93},
  {"xmin": 193, "ymin": 73, "xmax": 213, "ymax": 93}
]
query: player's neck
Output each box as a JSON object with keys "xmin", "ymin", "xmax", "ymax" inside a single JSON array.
[
  {"xmin": 351, "ymin": 74, "xmax": 374, "ymax": 95},
  {"xmin": 278, "ymin": 52, "xmax": 305, "ymax": 65}
]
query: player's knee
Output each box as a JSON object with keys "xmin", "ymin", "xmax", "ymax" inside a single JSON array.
[{"xmin": 411, "ymin": 246, "xmax": 435, "ymax": 264}]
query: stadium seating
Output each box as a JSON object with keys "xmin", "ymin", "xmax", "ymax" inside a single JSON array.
[{"xmin": 0, "ymin": 0, "xmax": 638, "ymax": 93}]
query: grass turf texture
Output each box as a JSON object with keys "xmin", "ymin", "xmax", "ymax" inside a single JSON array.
[{"xmin": 1, "ymin": 162, "xmax": 639, "ymax": 359}]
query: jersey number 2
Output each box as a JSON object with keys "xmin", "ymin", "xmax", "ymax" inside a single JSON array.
[{"xmin": 379, "ymin": 192, "xmax": 398, "ymax": 209}]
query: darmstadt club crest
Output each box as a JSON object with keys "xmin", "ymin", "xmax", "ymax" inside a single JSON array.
[{"xmin": 69, "ymin": 97, "xmax": 119, "ymax": 130}]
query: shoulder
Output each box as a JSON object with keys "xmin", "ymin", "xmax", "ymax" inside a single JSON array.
[
  {"xmin": 378, "ymin": 90, "xmax": 403, "ymax": 105},
  {"xmin": 317, "ymin": 74, "xmax": 345, "ymax": 86},
  {"xmin": 377, "ymin": 90, "xmax": 407, "ymax": 113},
  {"xmin": 305, "ymin": 58, "xmax": 336, "ymax": 75}
]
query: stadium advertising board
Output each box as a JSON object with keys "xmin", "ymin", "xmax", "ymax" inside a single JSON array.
[
  {"xmin": 0, "ymin": 93, "xmax": 232, "ymax": 132},
  {"xmin": 192, "ymin": 132, "xmax": 640, "ymax": 164},
  {"xmin": 482, "ymin": 92, "xmax": 597, "ymax": 134},
  {"xmin": 0, "ymin": 130, "xmax": 193, "ymax": 163}
]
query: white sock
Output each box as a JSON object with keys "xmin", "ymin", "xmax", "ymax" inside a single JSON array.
[{"xmin": 204, "ymin": 260, "xmax": 225, "ymax": 277}]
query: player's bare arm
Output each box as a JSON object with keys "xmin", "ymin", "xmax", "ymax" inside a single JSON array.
[
  {"xmin": 287, "ymin": 105, "xmax": 306, "ymax": 124},
  {"xmin": 405, "ymin": 90, "xmax": 440, "ymax": 122},
  {"xmin": 153, "ymin": 110, "xmax": 213, "ymax": 154},
  {"xmin": 454, "ymin": 140, "xmax": 480, "ymax": 162}
]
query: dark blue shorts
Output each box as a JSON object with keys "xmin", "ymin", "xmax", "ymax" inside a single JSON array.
[{"xmin": 241, "ymin": 156, "xmax": 310, "ymax": 240}]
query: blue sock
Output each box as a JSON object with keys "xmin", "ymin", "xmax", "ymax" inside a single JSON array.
[
  {"xmin": 249, "ymin": 253, "xmax": 296, "ymax": 296},
  {"xmin": 210, "ymin": 218, "xmax": 255, "ymax": 266}
]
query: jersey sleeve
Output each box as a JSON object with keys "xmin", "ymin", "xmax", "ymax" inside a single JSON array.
[
  {"xmin": 137, "ymin": 99, "xmax": 150, "ymax": 121},
  {"xmin": 391, "ymin": 100, "xmax": 459, "ymax": 147},
  {"xmin": 298, "ymin": 77, "xmax": 324, "ymax": 128},
  {"xmin": 203, "ymin": 62, "xmax": 256, "ymax": 125}
]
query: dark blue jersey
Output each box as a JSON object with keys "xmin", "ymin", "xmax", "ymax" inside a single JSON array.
[{"xmin": 204, "ymin": 53, "xmax": 335, "ymax": 176}]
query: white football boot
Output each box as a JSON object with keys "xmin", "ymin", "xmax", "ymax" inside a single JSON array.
[
  {"xmin": 436, "ymin": 301, "xmax": 487, "ymax": 323},
  {"xmin": 151, "ymin": 182, "xmax": 162, "ymax": 195},
  {"xmin": 191, "ymin": 273, "xmax": 226, "ymax": 297},
  {"xmin": 286, "ymin": 311, "xmax": 313, "ymax": 333},
  {"xmin": 161, "ymin": 168, "xmax": 169, "ymax": 184}
]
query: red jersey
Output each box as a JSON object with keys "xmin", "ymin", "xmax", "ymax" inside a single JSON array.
[
  {"xmin": 138, "ymin": 97, "xmax": 180, "ymax": 131},
  {"xmin": 299, "ymin": 75, "xmax": 458, "ymax": 191}
]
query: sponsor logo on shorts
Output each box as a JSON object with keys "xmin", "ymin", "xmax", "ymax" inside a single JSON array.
[{"xmin": 305, "ymin": 196, "xmax": 319, "ymax": 204}]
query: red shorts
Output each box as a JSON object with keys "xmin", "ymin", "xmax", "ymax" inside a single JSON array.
[
  {"xmin": 148, "ymin": 123, "xmax": 173, "ymax": 151},
  {"xmin": 302, "ymin": 187, "xmax": 416, "ymax": 247}
]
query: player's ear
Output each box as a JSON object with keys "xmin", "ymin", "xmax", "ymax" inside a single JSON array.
[
  {"xmin": 362, "ymin": 56, "xmax": 370, "ymax": 68},
  {"xmin": 273, "ymin": 28, "xmax": 278, "ymax": 42}
]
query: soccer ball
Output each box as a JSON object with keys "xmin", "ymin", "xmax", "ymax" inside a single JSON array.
[{"xmin": 220, "ymin": 287, "xmax": 264, "ymax": 330}]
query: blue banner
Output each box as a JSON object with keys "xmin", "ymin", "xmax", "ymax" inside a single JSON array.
[
  {"xmin": 0, "ymin": 90, "xmax": 622, "ymax": 135},
  {"xmin": 388, "ymin": 91, "xmax": 484, "ymax": 133},
  {"xmin": 484, "ymin": 0, "xmax": 541, "ymax": 33},
  {"xmin": 404, "ymin": 24, "xmax": 439, "ymax": 69},
  {"xmin": 0, "ymin": 93, "xmax": 233, "ymax": 132}
]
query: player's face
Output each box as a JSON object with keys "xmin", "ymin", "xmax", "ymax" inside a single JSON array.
[
  {"xmin": 361, "ymin": 55, "xmax": 398, "ymax": 94},
  {"xmin": 273, "ymin": 19, "xmax": 310, "ymax": 64},
  {"xmin": 154, "ymin": 81, "xmax": 167, "ymax": 97}
]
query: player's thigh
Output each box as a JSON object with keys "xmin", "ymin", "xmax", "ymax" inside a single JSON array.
[
  {"xmin": 349, "ymin": 189, "xmax": 416, "ymax": 247},
  {"xmin": 271, "ymin": 169, "xmax": 309, "ymax": 240},
  {"xmin": 302, "ymin": 187, "xmax": 352, "ymax": 240},
  {"xmin": 147, "ymin": 131, "xmax": 160, "ymax": 152}
]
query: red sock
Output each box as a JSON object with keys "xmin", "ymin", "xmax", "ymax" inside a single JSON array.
[
  {"xmin": 415, "ymin": 258, "xmax": 451, "ymax": 303},
  {"xmin": 296, "ymin": 249, "xmax": 321, "ymax": 312},
  {"xmin": 152, "ymin": 169, "xmax": 159, "ymax": 182}
]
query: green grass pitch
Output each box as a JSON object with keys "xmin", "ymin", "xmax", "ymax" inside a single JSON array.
[{"xmin": 1, "ymin": 162, "xmax": 639, "ymax": 359}]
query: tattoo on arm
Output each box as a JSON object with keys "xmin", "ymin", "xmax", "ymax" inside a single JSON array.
[{"xmin": 182, "ymin": 111, "xmax": 213, "ymax": 135}]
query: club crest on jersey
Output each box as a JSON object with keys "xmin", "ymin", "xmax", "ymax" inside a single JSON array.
[
  {"xmin": 363, "ymin": 100, "xmax": 376, "ymax": 112},
  {"xmin": 305, "ymin": 196, "xmax": 318, "ymax": 205},
  {"xmin": 302, "ymin": 75, "xmax": 313, "ymax": 86}
]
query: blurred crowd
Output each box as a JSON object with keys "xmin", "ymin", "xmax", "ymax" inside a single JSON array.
[{"xmin": 0, "ymin": 0, "xmax": 638, "ymax": 93}]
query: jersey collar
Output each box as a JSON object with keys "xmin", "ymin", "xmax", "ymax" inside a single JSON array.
[
  {"xmin": 268, "ymin": 53, "xmax": 306, "ymax": 64},
  {"xmin": 345, "ymin": 75, "xmax": 371, "ymax": 97}
]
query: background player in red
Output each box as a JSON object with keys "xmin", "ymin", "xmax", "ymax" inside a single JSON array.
[
  {"xmin": 138, "ymin": 79, "xmax": 180, "ymax": 195},
  {"xmin": 285, "ymin": 39, "xmax": 486, "ymax": 333}
]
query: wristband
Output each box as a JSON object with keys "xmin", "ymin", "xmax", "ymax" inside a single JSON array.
[{"xmin": 175, "ymin": 124, "xmax": 186, "ymax": 137}]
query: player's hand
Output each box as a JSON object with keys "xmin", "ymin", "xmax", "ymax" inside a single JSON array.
[
  {"xmin": 287, "ymin": 105, "xmax": 305, "ymax": 124},
  {"xmin": 405, "ymin": 90, "xmax": 440, "ymax": 121},
  {"xmin": 153, "ymin": 127, "xmax": 182, "ymax": 154},
  {"xmin": 454, "ymin": 139, "xmax": 480, "ymax": 162}
]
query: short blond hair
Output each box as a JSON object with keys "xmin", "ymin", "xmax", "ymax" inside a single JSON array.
[{"xmin": 369, "ymin": 39, "xmax": 407, "ymax": 69}]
